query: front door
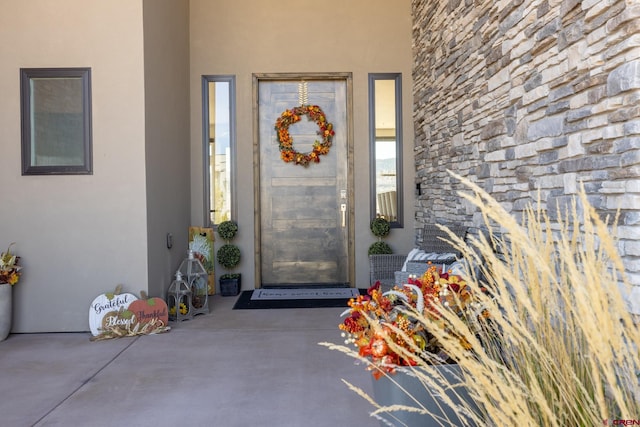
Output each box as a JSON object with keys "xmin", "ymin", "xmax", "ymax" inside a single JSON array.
[{"xmin": 256, "ymin": 75, "xmax": 351, "ymax": 287}]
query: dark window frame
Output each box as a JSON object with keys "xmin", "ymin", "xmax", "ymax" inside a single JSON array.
[
  {"xmin": 201, "ymin": 75, "xmax": 237, "ymax": 227},
  {"xmin": 368, "ymin": 73, "xmax": 403, "ymax": 228},
  {"xmin": 20, "ymin": 67, "xmax": 92, "ymax": 175}
]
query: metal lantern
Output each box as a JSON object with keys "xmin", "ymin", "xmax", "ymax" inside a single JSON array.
[
  {"xmin": 166, "ymin": 271, "xmax": 193, "ymax": 321},
  {"xmin": 178, "ymin": 250, "xmax": 209, "ymax": 316}
]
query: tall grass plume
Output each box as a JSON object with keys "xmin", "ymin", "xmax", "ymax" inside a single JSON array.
[{"xmin": 321, "ymin": 174, "xmax": 640, "ymax": 426}]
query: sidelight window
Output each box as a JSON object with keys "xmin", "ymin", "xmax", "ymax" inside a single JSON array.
[
  {"xmin": 369, "ymin": 73, "xmax": 403, "ymax": 228},
  {"xmin": 202, "ymin": 75, "xmax": 236, "ymax": 226}
]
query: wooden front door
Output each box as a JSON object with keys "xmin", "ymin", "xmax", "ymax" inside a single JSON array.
[{"xmin": 256, "ymin": 75, "xmax": 351, "ymax": 287}]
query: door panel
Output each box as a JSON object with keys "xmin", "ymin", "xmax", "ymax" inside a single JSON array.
[{"xmin": 258, "ymin": 79, "xmax": 349, "ymax": 287}]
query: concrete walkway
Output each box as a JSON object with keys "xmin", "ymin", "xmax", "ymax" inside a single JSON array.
[{"xmin": 0, "ymin": 295, "xmax": 377, "ymax": 427}]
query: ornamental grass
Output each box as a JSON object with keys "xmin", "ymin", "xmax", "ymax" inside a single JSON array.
[{"xmin": 321, "ymin": 174, "xmax": 640, "ymax": 426}]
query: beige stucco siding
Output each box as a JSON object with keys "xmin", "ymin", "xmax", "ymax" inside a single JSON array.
[
  {"xmin": 0, "ymin": 0, "xmax": 413, "ymax": 331},
  {"xmin": 0, "ymin": 0, "xmax": 148, "ymax": 332}
]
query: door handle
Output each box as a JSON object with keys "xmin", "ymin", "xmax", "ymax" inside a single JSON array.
[{"xmin": 340, "ymin": 204, "xmax": 347, "ymax": 227}]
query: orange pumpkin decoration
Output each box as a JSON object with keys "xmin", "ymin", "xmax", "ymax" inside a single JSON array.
[{"xmin": 128, "ymin": 291, "xmax": 169, "ymax": 328}]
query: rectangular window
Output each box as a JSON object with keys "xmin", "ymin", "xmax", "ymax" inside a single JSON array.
[
  {"xmin": 20, "ymin": 68, "xmax": 92, "ymax": 175},
  {"xmin": 202, "ymin": 76, "xmax": 236, "ymax": 226},
  {"xmin": 369, "ymin": 73, "xmax": 403, "ymax": 227}
]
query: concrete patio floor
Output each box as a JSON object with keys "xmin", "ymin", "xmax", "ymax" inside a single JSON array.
[{"xmin": 0, "ymin": 295, "xmax": 377, "ymax": 427}]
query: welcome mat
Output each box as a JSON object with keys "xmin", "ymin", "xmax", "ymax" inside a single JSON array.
[
  {"xmin": 252, "ymin": 288, "xmax": 360, "ymax": 300},
  {"xmin": 233, "ymin": 288, "xmax": 364, "ymax": 310}
]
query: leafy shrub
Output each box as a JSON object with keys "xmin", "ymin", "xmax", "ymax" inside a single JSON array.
[
  {"xmin": 368, "ymin": 241, "xmax": 392, "ymax": 255},
  {"xmin": 370, "ymin": 217, "xmax": 391, "ymax": 238}
]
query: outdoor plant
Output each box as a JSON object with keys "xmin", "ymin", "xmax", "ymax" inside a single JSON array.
[
  {"xmin": 322, "ymin": 174, "xmax": 640, "ymax": 426},
  {"xmin": 336, "ymin": 265, "xmax": 490, "ymax": 379},
  {"xmin": 367, "ymin": 241, "xmax": 392, "ymax": 255},
  {"xmin": 368, "ymin": 217, "xmax": 392, "ymax": 255},
  {"xmin": 216, "ymin": 220, "xmax": 240, "ymax": 279},
  {"xmin": 0, "ymin": 243, "xmax": 22, "ymax": 285},
  {"xmin": 370, "ymin": 217, "xmax": 391, "ymax": 238}
]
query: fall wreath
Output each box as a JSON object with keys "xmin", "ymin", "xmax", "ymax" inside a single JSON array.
[{"xmin": 274, "ymin": 104, "xmax": 335, "ymax": 167}]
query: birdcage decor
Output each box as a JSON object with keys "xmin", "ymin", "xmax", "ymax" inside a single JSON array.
[
  {"xmin": 166, "ymin": 271, "xmax": 193, "ymax": 321},
  {"xmin": 178, "ymin": 250, "xmax": 209, "ymax": 316}
]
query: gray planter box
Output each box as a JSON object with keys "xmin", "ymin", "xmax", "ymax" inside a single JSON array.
[{"xmin": 371, "ymin": 365, "xmax": 478, "ymax": 426}]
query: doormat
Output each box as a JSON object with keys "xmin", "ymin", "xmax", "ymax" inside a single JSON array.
[
  {"xmin": 233, "ymin": 288, "xmax": 365, "ymax": 310},
  {"xmin": 252, "ymin": 288, "xmax": 360, "ymax": 300}
]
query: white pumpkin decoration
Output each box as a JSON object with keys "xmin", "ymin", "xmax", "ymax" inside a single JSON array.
[{"xmin": 89, "ymin": 285, "xmax": 138, "ymax": 336}]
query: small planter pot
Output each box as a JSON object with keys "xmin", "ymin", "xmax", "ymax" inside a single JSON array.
[
  {"xmin": 371, "ymin": 365, "xmax": 478, "ymax": 426},
  {"xmin": 219, "ymin": 275, "xmax": 241, "ymax": 296},
  {"xmin": 0, "ymin": 283, "xmax": 12, "ymax": 341}
]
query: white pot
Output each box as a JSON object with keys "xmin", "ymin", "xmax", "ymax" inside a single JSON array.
[{"xmin": 0, "ymin": 283, "xmax": 12, "ymax": 341}]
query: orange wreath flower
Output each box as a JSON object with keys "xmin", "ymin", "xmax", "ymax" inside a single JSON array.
[{"xmin": 274, "ymin": 105, "xmax": 335, "ymax": 167}]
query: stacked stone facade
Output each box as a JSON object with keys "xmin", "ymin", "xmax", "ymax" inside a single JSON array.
[{"xmin": 412, "ymin": 0, "xmax": 640, "ymax": 290}]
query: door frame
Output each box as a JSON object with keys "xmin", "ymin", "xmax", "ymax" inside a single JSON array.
[{"xmin": 252, "ymin": 72, "xmax": 355, "ymax": 289}]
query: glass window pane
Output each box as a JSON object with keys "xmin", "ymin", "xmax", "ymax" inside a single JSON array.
[
  {"xmin": 369, "ymin": 74, "xmax": 403, "ymax": 227},
  {"xmin": 375, "ymin": 138, "xmax": 397, "ymax": 222},
  {"xmin": 30, "ymin": 77, "xmax": 85, "ymax": 166},
  {"xmin": 20, "ymin": 67, "xmax": 92, "ymax": 175},
  {"xmin": 203, "ymin": 76, "xmax": 235, "ymax": 226}
]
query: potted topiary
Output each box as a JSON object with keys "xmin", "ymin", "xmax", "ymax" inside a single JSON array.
[
  {"xmin": 368, "ymin": 217, "xmax": 392, "ymax": 255},
  {"xmin": 216, "ymin": 220, "xmax": 241, "ymax": 296},
  {"xmin": 368, "ymin": 241, "xmax": 393, "ymax": 255}
]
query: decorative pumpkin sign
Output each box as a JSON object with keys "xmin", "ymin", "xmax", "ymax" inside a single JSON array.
[
  {"xmin": 100, "ymin": 308, "xmax": 135, "ymax": 332},
  {"xmin": 128, "ymin": 291, "xmax": 169, "ymax": 328},
  {"xmin": 89, "ymin": 286, "xmax": 170, "ymax": 341},
  {"xmin": 89, "ymin": 285, "xmax": 137, "ymax": 336}
]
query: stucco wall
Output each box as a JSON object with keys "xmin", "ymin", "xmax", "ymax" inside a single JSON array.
[
  {"xmin": 189, "ymin": 0, "xmax": 415, "ymax": 289},
  {"xmin": 143, "ymin": 0, "xmax": 191, "ymax": 300},
  {"xmin": 0, "ymin": 1, "xmax": 148, "ymax": 331},
  {"xmin": 412, "ymin": 1, "xmax": 640, "ymax": 295},
  {"xmin": 0, "ymin": 0, "xmax": 413, "ymax": 332}
]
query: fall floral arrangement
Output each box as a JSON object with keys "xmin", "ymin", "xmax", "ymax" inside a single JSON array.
[
  {"xmin": 0, "ymin": 243, "xmax": 22, "ymax": 285},
  {"xmin": 275, "ymin": 104, "xmax": 334, "ymax": 167},
  {"xmin": 339, "ymin": 264, "xmax": 490, "ymax": 379},
  {"xmin": 326, "ymin": 176, "xmax": 640, "ymax": 425}
]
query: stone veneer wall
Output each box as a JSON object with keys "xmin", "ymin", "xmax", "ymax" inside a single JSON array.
[{"xmin": 412, "ymin": 0, "xmax": 640, "ymax": 295}]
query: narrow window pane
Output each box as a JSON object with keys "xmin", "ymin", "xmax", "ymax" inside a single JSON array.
[
  {"xmin": 375, "ymin": 138, "xmax": 397, "ymax": 221},
  {"xmin": 369, "ymin": 74, "xmax": 403, "ymax": 227},
  {"xmin": 203, "ymin": 76, "xmax": 235, "ymax": 226}
]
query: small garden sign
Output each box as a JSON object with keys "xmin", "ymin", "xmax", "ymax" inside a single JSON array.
[{"xmin": 89, "ymin": 285, "xmax": 170, "ymax": 341}]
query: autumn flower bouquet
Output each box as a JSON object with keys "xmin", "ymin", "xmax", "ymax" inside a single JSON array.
[
  {"xmin": 0, "ymin": 243, "xmax": 22, "ymax": 285},
  {"xmin": 324, "ymin": 175, "xmax": 640, "ymax": 426},
  {"xmin": 339, "ymin": 264, "xmax": 490, "ymax": 379}
]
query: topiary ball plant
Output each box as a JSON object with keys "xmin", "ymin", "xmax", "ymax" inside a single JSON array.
[
  {"xmin": 217, "ymin": 244, "xmax": 241, "ymax": 271},
  {"xmin": 369, "ymin": 217, "xmax": 392, "ymax": 255},
  {"xmin": 370, "ymin": 217, "xmax": 391, "ymax": 239},
  {"xmin": 217, "ymin": 220, "xmax": 238, "ymax": 242},
  {"xmin": 216, "ymin": 220, "xmax": 241, "ymax": 280},
  {"xmin": 368, "ymin": 241, "xmax": 393, "ymax": 255}
]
